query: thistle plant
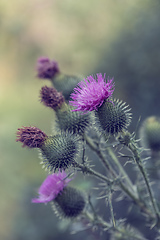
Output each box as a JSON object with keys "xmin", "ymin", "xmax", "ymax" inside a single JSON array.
[{"xmin": 16, "ymin": 57, "xmax": 160, "ymax": 240}]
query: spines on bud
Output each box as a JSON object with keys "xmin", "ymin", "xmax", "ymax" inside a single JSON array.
[
  {"xmin": 40, "ymin": 86, "xmax": 91, "ymax": 135},
  {"xmin": 56, "ymin": 105, "xmax": 91, "ymax": 135},
  {"xmin": 53, "ymin": 186, "xmax": 86, "ymax": 218},
  {"xmin": 52, "ymin": 73, "xmax": 83, "ymax": 101},
  {"xmin": 40, "ymin": 132, "xmax": 81, "ymax": 172},
  {"xmin": 95, "ymin": 99, "xmax": 132, "ymax": 135}
]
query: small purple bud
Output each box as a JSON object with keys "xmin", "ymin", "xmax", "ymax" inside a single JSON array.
[{"xmin": 37, "ymin": 57, "xmax": 60, "ymax": 79}]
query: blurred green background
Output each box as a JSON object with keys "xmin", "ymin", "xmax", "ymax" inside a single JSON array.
[{"xmin": 1, "ymin": 0, "xmax": 160, "ymax": 239}]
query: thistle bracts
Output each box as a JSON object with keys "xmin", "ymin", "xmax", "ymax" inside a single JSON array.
[
  {"xmin": 16, "ymin": 126, "xmax": 81, "ymax": 172},
  {"xmin": 95, "ymin": 99, "xmax": 132, "ymax": 135},
  {"xmin": 53, "ymin": 186, "xmax": 86, "ymax": 218},
  {"xmin": 53, "ymin": 73, "xmax": 83, "ymax": 101},
  {"xmin": 40, "ymin": 86, "xmax": 91, "ymax": 135},
  {"xmin": 40, "ymin": 133, "xmax": 81, "ymax": 172}
]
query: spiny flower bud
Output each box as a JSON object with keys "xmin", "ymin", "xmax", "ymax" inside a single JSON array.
[
  {"xmin": 53, "ymin": 186, "xmax": 86, "ymax": 218},
  {"xmin": 40, "ymin": 133, "xmax": 80, "ymax": 172},
  {"xmin": 36, "ymin": 57, "xmax": 60, "ymax": 79},
  {"xmin": 40, "ymin": 86, "xmax": 65, "ymax": 110},
  {"xmin": 96, "ymin": 99, "xmax": 132, "ymax": 135},
  {"xmin": 16, "ymin": 126, "xmax": 80, "ymax": 172},
  {"xmin": 139, "ymin": 116, "xmax": 160, "ymax": 152},
  {"xmin": 53, "ymin": 73, "xmax": 83, "ymax": 101},
  {"xmin": 16, "ymin": 126, "xmax": 47, "ymax": 148},
  {"xmin": 56, "ymin": 105, "xmax": 91, "ymax": 135},
  {"xmin": 40, "ymin": 86, "xmax": 91, "ymax": 135}
]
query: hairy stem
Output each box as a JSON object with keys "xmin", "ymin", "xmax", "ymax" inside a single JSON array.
[{"xmin": 119, "ymin": 131, "xmax": 160, "ymax": 224}]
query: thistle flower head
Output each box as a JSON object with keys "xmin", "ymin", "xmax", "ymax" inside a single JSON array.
[
  {"xmin": 37, "ymin": 57, "xmax": 60, "ymax": 79},
  {"xmin": 16, "ymin": 126, "xmax": 47, "ymax": 148},
  {"xmin": 32, "ymin": 170, "xmax": 71, "ymax": 203},
  {"xmin": 96, "ymin": 99, "xmax": 132, "ymax": 135},
  {"xmin": 53, "ymin": 186, "xmax": 86, "ymax": 218},
  {"xmin": 40, "ymin": 86, "xmax": 65, "ymax": 110},
  {"xmin": 40, "ymin": 133, "xmax": 81, "ymax": 172},
  {"xmin": 69, "ymin": 73, "xmax": 114, "ymax": 112}
]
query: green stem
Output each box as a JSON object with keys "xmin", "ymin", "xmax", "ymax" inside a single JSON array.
[
  {"xmin": 106, "ymin": 146, "xmax": 134, "ymax": 192},
  {"xmin": 83, "ymin": 210, "xmax": 145, "ymax": 240},
  {"xmin": 84, "ymin": 133, "xmax": 114, "ymax": 175},
  {"xmin": 74, "ymin": 161, "xmax": 112, "ymax": 185},
  {"xmin": 83, "ymin": 133, "xmax": 155, "ymax": 220},
  {"xmin": 108, "ymin": 191, "xmax": 116, "ymax": 228},
  {"xmin": 74, "ymin": 161, "xmax": 154, "ymax": 219},
  {"xmin": 120, "ymin": 131, "xmax": 160, "ymax": 223}
]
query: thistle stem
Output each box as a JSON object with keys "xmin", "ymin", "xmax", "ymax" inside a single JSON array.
[
  {"xmin": 120, "ymin": 131, "xmax": 160, "ymax": 223},
  {"xmin": 83, "ymin": 133, "xmax": 154, "ymax": 220},
  {"xmin": 108, "ymin": 191, "xmax": 116, "ymax": 228}
]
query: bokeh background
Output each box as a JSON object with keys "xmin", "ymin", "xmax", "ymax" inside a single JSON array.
[{"xmin": 1, "ymin": 0, "xmax": 160, "ymax": 239}]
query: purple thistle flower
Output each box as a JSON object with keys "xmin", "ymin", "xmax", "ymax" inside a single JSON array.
[
  {"xmin": 69, "ymin": 73, "xmax": 114, "ymax": 112},
  {"xmin": 32, "ymin": 171, "xmax": 71, "ymax": 203},
  {"xmin": 36, "ymin": 57, "xmax": 60, "ymax": 79}
]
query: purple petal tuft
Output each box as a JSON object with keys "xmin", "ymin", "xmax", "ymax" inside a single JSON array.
[
  {"xmin": 69, "ymin": 73, "xmax": 114, "ymax": 112},
  {"xmin": 32, "ymin": 170, "xmax": 71, "ymax": 203}
]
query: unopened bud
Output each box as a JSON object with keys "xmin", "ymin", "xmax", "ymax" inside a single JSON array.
[
  {"xmin": 53, "ymin": 186, "xmax": 86, "ymax": 218},
  {"xmin": 96, "ymin": 99, "xmax": 132, "ymax": 135},
  {"xmin": 40, "ymin": 133, "xmax": 81, "ymax": 172}
]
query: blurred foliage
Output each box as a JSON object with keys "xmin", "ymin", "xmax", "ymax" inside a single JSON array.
[{"xmin": 0, "ymin": 0, "xmax": 160, "ymax": 239}]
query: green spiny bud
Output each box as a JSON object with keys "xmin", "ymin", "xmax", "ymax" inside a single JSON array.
[
  {"xmin": 56, "ymin": 104, "xmax": 91, "ymax": 135},
  {"xmin": 95, "ymin": 99, "xmax": 132, "ymax": 135},
  {"xmin": 52, "ymin": 73, "xmax": 83, "ymax": 100},
  {"xmin": 40, "ymin": 86, "xmax": 91, "ymax": 135},
  {"xmin": 52, "ymin": 186, "xmax": 86, "ymax": 218},
  {"xmin": 139, "ymin": 116, "xmax": 160, "ymax": 152},
  {"xmin": 40, "ymin": 133, "xmax": 81, "ymax": 172}
]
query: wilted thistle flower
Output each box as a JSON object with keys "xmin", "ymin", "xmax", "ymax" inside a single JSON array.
[
  {"xmin": 32, "ymin": 171, "xmax": 86, "ymax": 218},
  {"xmin": 40, "ymin": 86, "xmax": 91, "ymax": 135},
  {"xmin": 96, "ymin": 99, "xmax": 132, "ymax": 135},
  {"xmin": 16, "ymin": 126, "xmax": 47, "ymax": 148},
  {"xmin": 16, "ymin": 126, "xmax": 80, "ymax": 172},
  {"xmin": 40, "ymin": 85, "xmax": 65, "ymax": 111},
  {"xmin": 139, "ymin": 116, "xmax": 160, "ymax": 152},
  {"xmin": 69, "ymin": 73, "xmax": 114, "ymax": 112},
  {"xmin": 37, "ymin": 57, "xmax": 60, "ymax": 79}
]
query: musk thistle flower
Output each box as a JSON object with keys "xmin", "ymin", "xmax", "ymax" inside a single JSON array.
[
  {"xmin": 69, "ymin": 73, "xmax": 114, "ymax": 112},
  {"xmin": 32, "ymin": 170, "xmax": 71, "ymax": 203},
  {"xmin": 32, "ymin": 171, "xmax": 86, "ymax": 218}
]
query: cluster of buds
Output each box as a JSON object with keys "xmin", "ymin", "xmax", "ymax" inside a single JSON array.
[{"xmin": 16, "ymin": 57, "xmax": 135, "ymax": 228}]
